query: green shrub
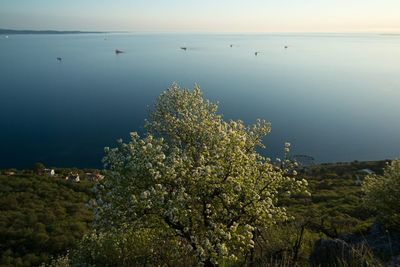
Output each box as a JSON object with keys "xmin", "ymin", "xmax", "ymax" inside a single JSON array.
[
  {"xmin": 69, "ymin": 229, "xmax": 196, "ymax": 267},
  {"xmin": 362, "ymin": 160, "xmax": 400, "ymax": 230}
]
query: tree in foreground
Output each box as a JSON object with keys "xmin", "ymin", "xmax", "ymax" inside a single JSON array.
[
  {"xmin": 86, "ymin": 84, "xmax": 308, "ymax": 266},
  {"xmin": 362, "ymin": 160, "xmax": 400, "ymax": 230}
]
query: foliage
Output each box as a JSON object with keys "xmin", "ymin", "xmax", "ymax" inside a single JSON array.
[
  {"xmin": 40, "ymin": 254, "xmax": 70, "ymax": 267},
  {"xmin": 0, "ymin": 160, "xmax": 391, "ymax": 266},
  {"xmin": 0, "ymin": 173, "xmax": 93, "ymax": 267},
  {"xmin": 309, "ymin": 240, "xmax": 383, "ymax": 267},
  {"xmin": 92, "ymin": 84, "xmax": 309, "ymax": 266},
  {"xmin": 69, "ymin": 228, "xmax": 196, "ymax": 267},
  {"xmin": 284, "ymin": 163, "xmax": 377, "ymax": 235},
  {"xmin": 362, "ymin": 160, "xmax": 400, "ymax": 230},
  {"xmin": 33, "ymin": 163, "xmax": 46, "ymax": 174},
  {"xmin": 268, "ymin": 161, "xmax": 386, "ymax": 266}
]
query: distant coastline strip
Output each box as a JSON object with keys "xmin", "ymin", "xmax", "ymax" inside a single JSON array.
[{"xmin": 0, "ymin": 29, "xmax": 107, "ymax": 35}]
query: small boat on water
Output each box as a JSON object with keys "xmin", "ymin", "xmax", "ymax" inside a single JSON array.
[
  {"xmin": 284, "ymin": 46, "xmax": 288, "ymax": 49},
  {"xmin": 57, "ymin": 57, "xmax": 62, "ymax": 62},
  {"xmin": 255, "ymin": 52, "xmax": 260, "ymax": 56},
  {"xmin": 180, "ymin": 47, "xmax": 187, "ymax": 51},
  {"xmin": 115, "ymin": 49, "xmax": 124, "ymax": 54}
]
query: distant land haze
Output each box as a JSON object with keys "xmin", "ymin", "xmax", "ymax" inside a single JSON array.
[
  {"xmin": 2, "ymin": 29, "xmax": 399, "ymax": 36},
  {"xmin": 2, "ymin": 28, "xmax": 399, "ymax": 35},
  {"xmin": 0, "ymin": 29, "xmax": 106, "ymax": 34}
]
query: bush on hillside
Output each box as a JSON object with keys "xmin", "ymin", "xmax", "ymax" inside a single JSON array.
[{"xmin": 362, "ymin": 160, "xmax": 400, "ymax": 230}]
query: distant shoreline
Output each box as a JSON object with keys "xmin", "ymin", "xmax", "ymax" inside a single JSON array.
[
  {"xmin": 1, "ymin": 29, "xmax": 399, "ymax": 36},
  {"xmin": 0, "ymin": 159, "xmax": 391, "ymax": 172},
  {"xmin": 0, "ymin": 29, "xmax": 107, "ymax": 35},
  {"xmin": 380, "ymin": 33, "xmax": 400, "ymax": 36}
]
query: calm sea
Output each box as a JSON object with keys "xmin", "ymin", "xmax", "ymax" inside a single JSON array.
[{"xmin": 1, "ymin": 33, "xmax": 399, "ymax": 169}]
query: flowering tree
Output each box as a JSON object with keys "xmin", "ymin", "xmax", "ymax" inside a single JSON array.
[
  {"xmin": 93, "ymin": 84, "xmax": 308, "ymax": 266},
  {"xmin": 362, "ymin": 160, "xmax": 400, "ymax": 229}
]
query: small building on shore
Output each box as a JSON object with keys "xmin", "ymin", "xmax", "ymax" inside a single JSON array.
[
  {"xmin": 3, "ymin": 171, "xmax": 16, "ymax": 176},
  {"xmin": 65, "ymin": 172, "xmax": 80, "ymax": 182},
  {"xmin": 85, "ymin": 172, "xmax": 105, "ymax": 182},
  {"xmin": 44, "ymin": 168, "xmax": 56, "ymax": 177}
]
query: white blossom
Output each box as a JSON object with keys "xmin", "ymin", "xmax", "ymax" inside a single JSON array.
[{"xmin": 98, "ymin": 84, "xmax": 308, "ymax": 265}]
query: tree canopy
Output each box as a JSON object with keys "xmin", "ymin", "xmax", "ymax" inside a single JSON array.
[{"xmin": 89, "ymin": 84, "xmax": 308, "ymax": 266}]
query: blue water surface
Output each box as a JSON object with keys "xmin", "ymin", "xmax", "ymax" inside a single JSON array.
[{"xmin": 0, "ymin": 33, "xmax": 399, "ymax": 168}]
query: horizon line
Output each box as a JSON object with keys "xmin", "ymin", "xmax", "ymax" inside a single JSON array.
[{"xmin": 1, "ymin": 28, "xmax": 399, "ymax": 35}]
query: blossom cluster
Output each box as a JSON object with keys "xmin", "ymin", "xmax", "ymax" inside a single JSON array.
[{"xmin": 95, "ymin": 84, "xmax": 309, "ymax": 265}]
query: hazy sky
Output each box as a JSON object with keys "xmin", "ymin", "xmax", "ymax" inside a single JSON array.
[{"xmin": 1, "ymin": 0, "xmax": 399, "ymax": 33}]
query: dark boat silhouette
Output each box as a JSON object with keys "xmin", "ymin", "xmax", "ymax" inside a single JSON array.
[
  {"xmin": 115, "ymin": 49, "xmax": 124, "ymax": 54},
  {"xmin": 180, "ymin": 47, "xmax": 187, "ymax": 51},
  {"xmin": 284, "ymin": 46, "xmax": 288, "ymax": 49},
  {"xmin": 255, "ymin": 52, "xmax": 260, "ymax": 56},
  {"xmin": 57, "ymin": 57, "xmax": 62, "ymax": 62}
]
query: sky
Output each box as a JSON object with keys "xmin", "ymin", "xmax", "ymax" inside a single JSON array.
[{"xmin": 1, "ymin": 0, "xmax": 400, "ymax": 33}]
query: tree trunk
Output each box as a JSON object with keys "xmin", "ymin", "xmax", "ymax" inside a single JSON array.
[{"xmin": 249, "ymin": 230, "xmax": 257, "ymax": 267}]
